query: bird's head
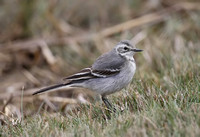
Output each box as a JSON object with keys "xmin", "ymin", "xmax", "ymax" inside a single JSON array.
[{"xmin": 115, "ymin": 40, "xmax": 143, "ymax": 60}]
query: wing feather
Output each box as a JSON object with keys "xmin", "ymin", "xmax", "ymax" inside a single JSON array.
[
  {"xmin": 63, "ymin": 68, "xmax": 120, "ymax": 84},
  {"xmin": 63, "ymin": 49, "xmax": 125, "ymax": 84}
]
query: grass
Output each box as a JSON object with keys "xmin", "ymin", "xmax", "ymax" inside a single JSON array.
[{"xmin": 0, "ymin": 41, "xmax": 199, "ymax": 136}]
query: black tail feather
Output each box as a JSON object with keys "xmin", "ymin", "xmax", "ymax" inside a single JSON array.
[{"xmin": 32, "ymin": 83, "xmax": 65, "ymax": 95}]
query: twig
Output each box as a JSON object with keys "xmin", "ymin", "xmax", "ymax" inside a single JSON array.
[
  {"xmin": 43, "ymin": 98, "xmax": 58, "ymax": 111},
  {"xmin": 38, "ymin": 96, "xmax": 78, "ymax": 104},
  {"xmin": 39, "ymin": 41, "xmax": 57, "ymax": 66},
  {"xmin": 22, "ymin": 69, "xmax": 40, "ymax": 85},
  {"xmin": 98, "ymin": 2, "xmax": 200, "ymax": 38},
  {"xmin": 0, "ymin": 88, "xmax": 40, "ymax": 99},
  {"xmin": 1, "ymin": 95, "xmax": 13, "ymax": 112}
]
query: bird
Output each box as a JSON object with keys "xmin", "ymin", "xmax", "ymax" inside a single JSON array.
[{"xmin": 33, "ymin": 40, "xmax": 143, "ymax": 112}]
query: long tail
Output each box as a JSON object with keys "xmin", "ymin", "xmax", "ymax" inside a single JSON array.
[
  {"xmin": 33, "ymin": 68, "xmax": 95, "ymax": 95},
  {"xmin": 32, "ymin": 83, "xmax": 68, "ymax": 95}
]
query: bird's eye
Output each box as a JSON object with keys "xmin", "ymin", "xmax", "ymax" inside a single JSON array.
[{"xmin": 124, "ymin": 47, "xmax": 128, "ymax": 50}]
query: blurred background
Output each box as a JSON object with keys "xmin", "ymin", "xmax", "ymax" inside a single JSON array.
[{"xmin": 0, "ymin": 0, "xmax": 199, "ymax": 119}]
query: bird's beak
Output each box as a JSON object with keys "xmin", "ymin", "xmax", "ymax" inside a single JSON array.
[{"xmin": 131, "ymin": 48, "xmax": 143, "ymax": 52}]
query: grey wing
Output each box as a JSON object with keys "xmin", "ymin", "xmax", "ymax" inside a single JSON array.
[
  {"xmin": 62, "ymin": 50, "xmax": 125, "ymax": 84},
  {"xmin": 62, "ymin": 67, "xmax": 120, "ymax": 85},
  {"xmin": 92, "ymin": 49, "xmax": 125, "ymax": 70}
]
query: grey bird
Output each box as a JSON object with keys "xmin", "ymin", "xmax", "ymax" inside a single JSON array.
[{"xmin": 33, "ymin": 40, "xmax": 143, "ymax": 111}]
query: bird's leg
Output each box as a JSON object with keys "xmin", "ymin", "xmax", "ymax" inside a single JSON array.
[{"xmin": 102, "ymin": 96, "xmax": 116, "ymax": 112}]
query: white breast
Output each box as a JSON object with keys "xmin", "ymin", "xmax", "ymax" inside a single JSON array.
[
  {"xmin": 101, "ymin": 60, "xmax": 136, "ymax": 95},
  {"xmin": 122, "ymin": 60, "xmax": 136, "ymax": 84}
]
